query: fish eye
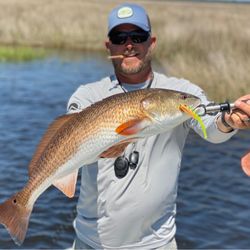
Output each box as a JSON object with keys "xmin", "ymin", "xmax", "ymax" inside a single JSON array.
[{"xmin": 180, "ymin": 94, "xmax": 188, "ymax": 100}]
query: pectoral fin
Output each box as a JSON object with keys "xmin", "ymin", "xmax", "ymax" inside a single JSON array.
[
  {"xmin": 115, "ymin": 118, "xmax": 150, "ymax": 136},
  {"xmin": 241, "ymin": 150, "xmax": 250, "ymax": 176},
  {"xmin": 53, "ymin": 169, "xmax": 78, "ymax": 198}
]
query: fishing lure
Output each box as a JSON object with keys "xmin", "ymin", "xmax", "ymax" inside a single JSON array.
[{"xmin": 179, "ymin": 104, "xmax": 208, "ymax": 139}]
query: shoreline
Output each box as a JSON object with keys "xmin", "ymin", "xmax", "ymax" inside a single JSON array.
[{"xmin": 0, "ymin": 0, "xmax": 249, "ymax": 100}]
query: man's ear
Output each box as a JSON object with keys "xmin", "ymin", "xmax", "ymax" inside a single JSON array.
[
  {"xmin": 105, "ymin": 40, "xmax": 110, "ymax": 50},
  {"xmin": 150, "ymin": 36, "xmax": 157, "ymax": 51}
]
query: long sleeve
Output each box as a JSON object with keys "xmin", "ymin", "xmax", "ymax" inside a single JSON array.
[{"xmin": 67, "ymin": 84, "xmax": 95, "ymax": 114}]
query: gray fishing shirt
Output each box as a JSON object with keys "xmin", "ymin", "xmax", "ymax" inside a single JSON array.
[{"xmin": 67, "ymin": 72, "xmax": 236, "ymax": 249}]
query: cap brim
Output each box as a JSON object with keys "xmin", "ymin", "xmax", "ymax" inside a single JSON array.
[{"xmin": 108, "ymin": 21, "xmax": 150, "ymax": 35}]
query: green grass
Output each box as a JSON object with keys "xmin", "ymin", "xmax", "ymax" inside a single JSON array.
[{"xmin": 0, "ymin": 46, "xmax": 46, "ymax": 62}]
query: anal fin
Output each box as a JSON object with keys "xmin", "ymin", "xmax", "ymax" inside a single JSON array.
[{"xmin": 53, "ymin": 169, "xmax": 78, "ymax": 198}]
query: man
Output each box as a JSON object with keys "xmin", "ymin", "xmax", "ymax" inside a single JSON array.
[{"xmin": 68, "ymin": 3, "xmax": 250, "ymax": 249}]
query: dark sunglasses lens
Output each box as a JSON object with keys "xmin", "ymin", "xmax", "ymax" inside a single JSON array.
[
  {"xmin": 110, "ymin": 33, "xmax": 128, "ymax": 45},
  {"xmin": 110, "ymin": 31, "xmax": 150, "ymax": 45},
  {"xmin": 130, "ymin": 32, "xmax": 149, "ymax": 43}
]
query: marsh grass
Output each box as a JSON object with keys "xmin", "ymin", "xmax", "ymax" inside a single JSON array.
[
  {"xmin": 0, "ymin": 45, "xmax": 46, "ymax": 62},
  {"xmin": 0, "ymin": 0, "xmax": 249, "ymax": 100},
  {"xmin": 151, "ymin": 1, "xmax": 250, "ymax": 101}
]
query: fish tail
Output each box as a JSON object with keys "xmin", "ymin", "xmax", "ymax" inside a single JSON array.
[{"xmin": 0, "ymin": 193, "xmax": 32, "ymax": 246}]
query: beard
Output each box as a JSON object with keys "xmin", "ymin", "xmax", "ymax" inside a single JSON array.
[{"xmin": 113, "ymin": 48, "xmax": 153, "ymax": 75}]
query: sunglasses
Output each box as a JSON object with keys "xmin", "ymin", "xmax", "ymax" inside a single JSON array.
[{"xmin": 109, "ymin": 30, "xmax": 150, "ymax": 45}]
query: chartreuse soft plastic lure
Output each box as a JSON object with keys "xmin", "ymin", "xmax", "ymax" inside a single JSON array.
[{"xmin": 179, "ymin": 104, "xmax": 207, "ymax": 139}]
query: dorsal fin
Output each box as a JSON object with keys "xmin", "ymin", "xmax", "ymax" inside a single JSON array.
[{"xmin": 28, "ymin": 114, "xmax": 75, "ymax": 176}]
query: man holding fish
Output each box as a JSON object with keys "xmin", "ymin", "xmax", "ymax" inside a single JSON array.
[
  {"xmin": 67, "ymin": 3, "xmax": 250, "ymax": 249},
  {"xmin": 0, "ymin": 2, "xmax": 249, "ymax": 250}
]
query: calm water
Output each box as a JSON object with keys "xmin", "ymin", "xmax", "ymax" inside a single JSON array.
[{"xmin": 0, "ymin": 50, "xmax": 249, "ymax": 249}]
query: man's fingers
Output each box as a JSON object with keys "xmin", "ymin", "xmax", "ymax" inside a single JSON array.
[
  {"xmin": 225, "ymin": 108, "xmax": 250, "ymax": 129},
  {"xmin": 235, "ymin": 98, "xmax": 250, "ymax": 117}
]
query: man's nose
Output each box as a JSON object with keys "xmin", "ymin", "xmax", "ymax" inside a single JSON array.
[{"xmin": 124, "ymin": 37, "xmax": 134, "ymax": 49}]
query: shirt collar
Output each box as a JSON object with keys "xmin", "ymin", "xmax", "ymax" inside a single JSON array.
[{"xmin": 109, "ymin": 72, "xmax": 155, "ymax": 90}]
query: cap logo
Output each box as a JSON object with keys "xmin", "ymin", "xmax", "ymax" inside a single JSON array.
[{"xmin": 117, "ymin": 7, "xmax": 133, "ymax": 18}]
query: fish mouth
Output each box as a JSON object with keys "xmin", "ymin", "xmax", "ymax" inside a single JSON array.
[
  {"xmin": 193, "ymin": 101, "xmax": 202, "ymax": 110},
  {"xmin": 179, "ymin": 99, "xmax": 201, "ymax": 115},
  {"xmin": 191, "ymin": 98, "xmax": 202, "ymax": 110}
]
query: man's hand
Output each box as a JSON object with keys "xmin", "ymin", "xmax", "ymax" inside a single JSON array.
[
  {"xmin": 225, "ymin": 94, "xmax": 250, "ymax": 130},
  {"xmin": 217, "ymin": 94, "xmax": 250, "ymax": 132},
  {"xmin": 216, "ymin": 95, "xmax": 250, "ymax": 175}
]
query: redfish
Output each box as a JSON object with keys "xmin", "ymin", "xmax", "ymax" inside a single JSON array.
[{"xmin": 0, "ymin": 88, "xmax": 200, "ymax": 245}]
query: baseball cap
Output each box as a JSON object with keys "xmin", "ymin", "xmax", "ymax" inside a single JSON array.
[{"xmin": 108, "ymin": 3, "xmax": 151, "ymax": 35}]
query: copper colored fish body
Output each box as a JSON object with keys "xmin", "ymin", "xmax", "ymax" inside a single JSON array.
[{"xmin": 0, "ymin": 88, "xmax": 200, "ymax": 245}]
